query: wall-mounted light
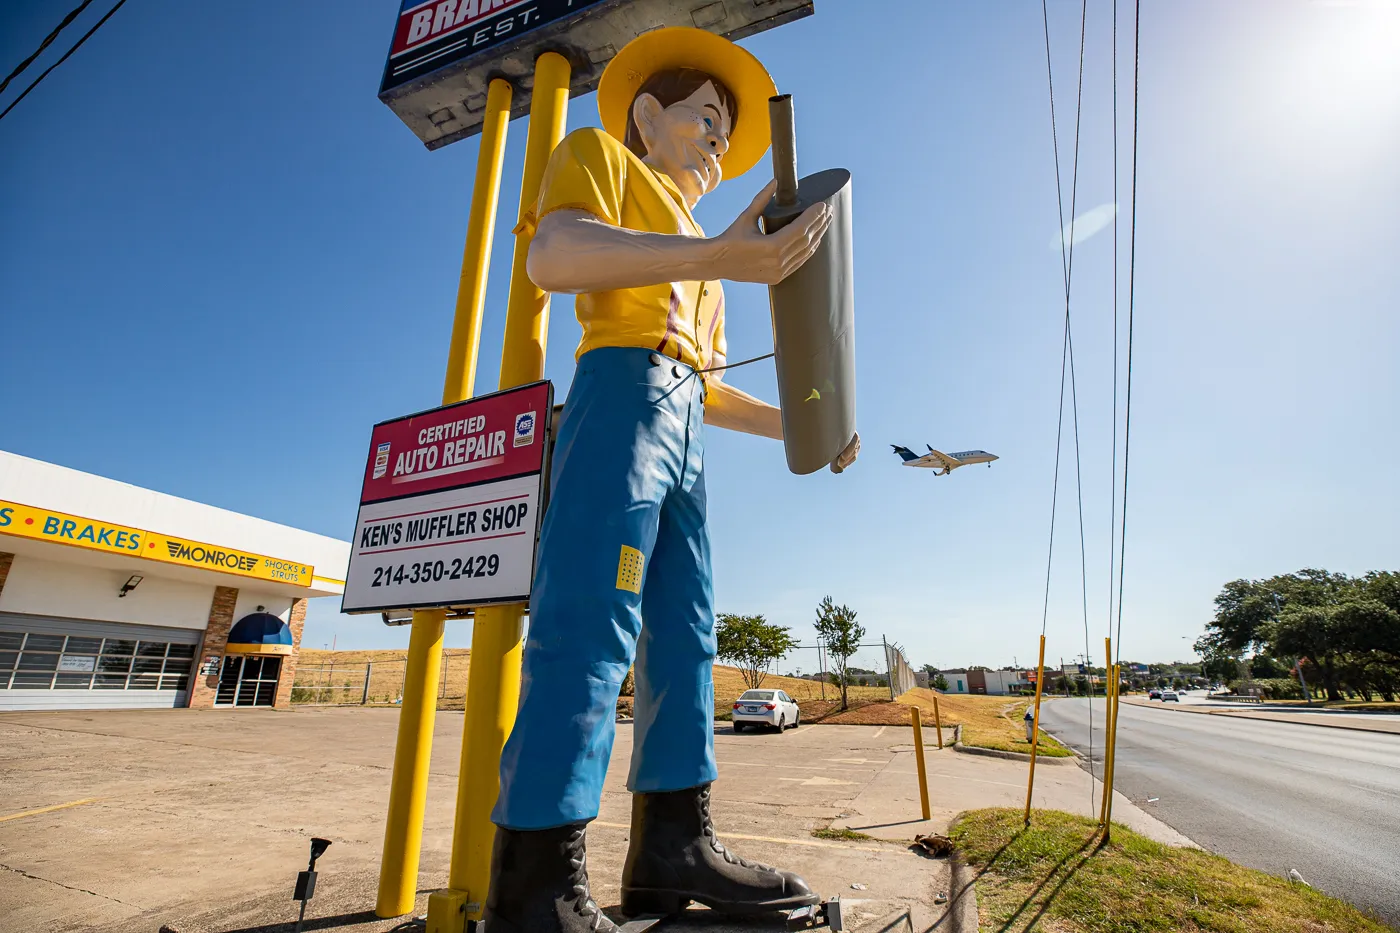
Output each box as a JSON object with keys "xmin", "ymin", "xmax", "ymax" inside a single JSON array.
[{"xmin": 118, "ymin": 575, "xmax": 143, "ymax": 598}]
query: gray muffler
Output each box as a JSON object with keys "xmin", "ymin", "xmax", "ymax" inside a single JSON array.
[{"xmin": 762, "ymin": 94, "xmax": 857, "ymax": 475}]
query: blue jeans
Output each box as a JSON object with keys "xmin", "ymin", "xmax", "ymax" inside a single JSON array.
[{"xmin": 492, "ymin": 346, "xmax": 718, "ymax": 830}]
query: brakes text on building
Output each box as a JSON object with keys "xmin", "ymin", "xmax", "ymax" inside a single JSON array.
[{"xmin": 0, "ymin": 500, "xmax": 313, "ymax": 587}]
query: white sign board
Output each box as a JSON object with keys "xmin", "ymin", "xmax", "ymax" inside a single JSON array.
[
  {"xmin": 58, "ymin": 655, "xmax": 96, "ymax": 672},
  {"xmin": 342, "ymin": 475, "xmax": 541, "ymax": 612},
  {"xmin": 341, "ymin": 381, "xmax": 552, "ymax": 614}
]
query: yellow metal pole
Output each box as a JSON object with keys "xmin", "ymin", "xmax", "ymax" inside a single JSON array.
[
  {"xmin": 1022, "ymin": 635, "xmax": 1048, "ymax": 827},
  {"xmin": 910, "ymin": 707, "xmax": 932, "ymax": 821},
  {"xmin": 380, "ymin": 79, "xmax": 512, "ymax": 925},
  {"xmin": 437, "ymin": 51, "xmax": 571, "ymax": 931},
  {"xmin": 442, "ymin": 78, "xmax": 514, "ymax": 405},
  {"xmin": 932, "ymin": 693, "xmax": 944, "ymax": 749},
  {"xmin": 497, "ymin": 51, "xmax": 570, "ymax": 390},
  {"xmin": 1099, "ymin": 639, "xmax": 1116, "ymax": 827},
  {"xmin": 375, "ymin": 609, "xmax": 447, "ymax": 917}
]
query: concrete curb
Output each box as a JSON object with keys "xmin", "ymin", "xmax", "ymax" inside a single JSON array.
[
  {"xmin": 951, "ymin": 724, "xmax": 1077, "ymax": 765},
  {"xmin": 1121, "ymin": 696, "xmax": 1400, "ymax": 736},
  {"xmin": 937, "ymin": 852, "xmax": 981, "ymax": 932}
]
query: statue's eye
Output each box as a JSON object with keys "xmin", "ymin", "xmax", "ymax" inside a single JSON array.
[{"xmin": 703, "ymin": 116, "xmax": 714, "ymax": 129}]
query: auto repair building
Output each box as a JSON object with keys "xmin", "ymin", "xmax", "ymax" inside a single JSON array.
[{"xmin": 0, "ymin": 450, "xmax": 350, "ymax": 711}]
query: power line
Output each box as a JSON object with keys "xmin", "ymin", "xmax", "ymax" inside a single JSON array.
[
  {"xmin": 0, "ymin": 0, "xmax": 129, "ymax": 124},
  {"xmin": 1114, "ymin": 0, "xmax": 1142, "ymax": 665},
  {"xmin": 1108, "ymin": 0, "xmax": 1122, "ymax": 661},
  {"xmin": 0, "ymin": 0, "xmax": 95, "ymax": 96},
  {"xmin": 1038, "ymin": 0, "xmax": 1093, "ymax": 801}
]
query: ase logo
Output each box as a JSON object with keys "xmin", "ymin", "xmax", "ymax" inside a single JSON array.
[{"xmin": 513, "ymin": 411, "xmax": 536, "ymax": 448}]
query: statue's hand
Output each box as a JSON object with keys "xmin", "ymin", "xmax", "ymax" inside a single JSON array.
[
  {"xmin": 712, "ymin": 180, "xmax": 832, "ymax": 285},
  {"xmin": 830, "ymin": 432, "xmax": 860, "ymax": 474}
]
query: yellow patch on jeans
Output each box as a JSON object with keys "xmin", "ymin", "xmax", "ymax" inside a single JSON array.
[{"xmin": 616, "ymin": 545, "xmax": 644, "ymax": 594}]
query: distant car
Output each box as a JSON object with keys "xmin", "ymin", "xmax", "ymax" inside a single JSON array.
[
  {"xmin": 1148, "ymin": 689, "xmax": 1162, "ymax": 699},
  {"xmin": 1161, "ymin": 690, "xmax": 1180, "ymax": 702},
  {"xmin": 731, "ymin": 689, "xmax": 800, "ymax": 732}
]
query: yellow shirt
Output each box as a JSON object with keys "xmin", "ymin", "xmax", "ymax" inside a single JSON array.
[{"xmin": 532, "ymin": 127, "xmax": 727, "ymax": 374}]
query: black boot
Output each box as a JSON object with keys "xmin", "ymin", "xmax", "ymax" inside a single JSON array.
[
  {"xmin": 482, "ymin": 823, "xmax": 617, "ymax": 933},
  {"xmin": 621, "ymin": 784, "xmax": 819, "ymax": 916}
]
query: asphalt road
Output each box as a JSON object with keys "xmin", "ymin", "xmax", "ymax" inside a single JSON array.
[{"xmin": 1038, "ymin": 695, "xmax": 1400, "ymax": 926}]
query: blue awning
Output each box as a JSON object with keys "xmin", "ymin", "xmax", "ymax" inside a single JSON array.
[{"xmin": 225, "ymin": 612, "xmax": 293, "ymax": 655}]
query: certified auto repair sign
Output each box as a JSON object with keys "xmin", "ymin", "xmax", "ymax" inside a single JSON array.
[{"xmin": 341, "ymin": 381, "xmax": 552, "ymax": 613}]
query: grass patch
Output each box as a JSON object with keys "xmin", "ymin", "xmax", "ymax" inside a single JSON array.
[
  {"xmin": 811, "ymin": 826, "xmax": 875, "ymax": 841},
  {"xmin": 897, "ymin": 689, "xmax": 1073, "ymax": 757},
  {"xmin": 951, "ymin": 807, "xmax": 1393, "ymax": 932}
]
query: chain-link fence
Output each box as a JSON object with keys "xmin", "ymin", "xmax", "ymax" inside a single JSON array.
[
  {"xmin": 291, "ymin": 649, "xmax": 472, "ymax": 707},
  {"xmin": 884, "ymin": 639, "xmax": 917, "ymax": 698}
]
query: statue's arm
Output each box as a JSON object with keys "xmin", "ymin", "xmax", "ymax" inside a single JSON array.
[
  {"xmin": 703, "ymin": 378, "xmax": 783, "ymax": 439},
  {"xmin": 526, "ymin": 181, "xmax": 831, "ymax": 294},
  {"xmin": 527, "ymin": 209, "xmax": 722, "ymax": 294}
]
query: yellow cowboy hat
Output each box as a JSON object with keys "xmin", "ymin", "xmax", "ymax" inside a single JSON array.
[{"xmin": 598, "ymin": 27, "xmax": 777, "ymax": 179}]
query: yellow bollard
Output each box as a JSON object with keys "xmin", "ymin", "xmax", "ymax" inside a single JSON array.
[
  {"xmin": 910, "ymin": 708, "xmax": 931, "ymax": 821},
  {"xmin": 932, "ymin": 693, "xmax": 944, "ymax": 749},
  {"xmin": 442, "ymin": 78, "xmax": 514, "ymax": 406},
  {"xmin": 375, "ymin": 609, "xmax": 447, "ymax": 917},
  {"xmin": 1022, "ymin": 634, "xmax": 1048, "ymax": 826},
  {"xmin": 1101, "ymin": 659, "xmax": 1122, "ymax": 838},
  {"xmin": 439, "ymin": 50, "xmax": 572, "ymax": 930}
]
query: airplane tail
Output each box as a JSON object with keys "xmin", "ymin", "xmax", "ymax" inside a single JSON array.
[{"xmin": 891, "ymin": 445, "xmax": 919, "ymax": 462}]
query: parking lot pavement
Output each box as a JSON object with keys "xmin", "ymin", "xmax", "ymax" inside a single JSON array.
[{"xmin": 0, "ymin": 709, "xmax": 958, "ymax": 933}]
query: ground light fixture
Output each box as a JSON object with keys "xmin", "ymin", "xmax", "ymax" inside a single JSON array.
[
  {"xmin": 292, "ymin": 837, "xmax": 332, "ymax": 933},
  {"xmin": 117, "ymin": 575, "xmax": 142, "ymax": 597}
]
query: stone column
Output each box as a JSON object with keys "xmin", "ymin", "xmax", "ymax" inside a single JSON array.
[
  {"xmin": 273, "ymin": 598, "xmax": 307, "ymax": 709},
  {"xmin": 187, "ymin": 585, "xmax": 239, "ymax": 709}
]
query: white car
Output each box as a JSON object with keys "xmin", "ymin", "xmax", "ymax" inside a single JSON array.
[
  {"xmin": 1160, "ymin": 690, "xmax": 1180, "ymax": 702},
  {"xmin": 731, "ymin": 689, "xmax": 800, "ymax": 732}
]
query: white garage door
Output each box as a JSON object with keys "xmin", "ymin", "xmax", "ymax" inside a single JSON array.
[{"xmin": 0, "ymin": 613, "xmax": 201, "ymax": 711}]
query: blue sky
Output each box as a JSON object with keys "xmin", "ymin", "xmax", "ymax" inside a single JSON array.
[{"xmin": 2, "ymin": 1, "xmax": 1396, "ymax": 673}]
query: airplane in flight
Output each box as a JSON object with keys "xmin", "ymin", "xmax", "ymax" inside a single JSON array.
[{"xmin": 891, "ymin": 445, "xmax": 999, "ymax": 476}]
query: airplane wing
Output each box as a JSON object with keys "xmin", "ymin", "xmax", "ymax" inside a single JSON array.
[{"xmin": 919, "ymin": 449, "xmax": 963, "ymax": 473}]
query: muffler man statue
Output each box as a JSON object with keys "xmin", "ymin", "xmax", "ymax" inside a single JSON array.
[{"xmin": 485, "ymin": 27, "xmax": 859, "ymax": 932}]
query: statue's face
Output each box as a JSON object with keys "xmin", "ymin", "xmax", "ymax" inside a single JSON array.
[{"xmin": 632, "ymin": 80, "xmax": 732, "ymax": 206}]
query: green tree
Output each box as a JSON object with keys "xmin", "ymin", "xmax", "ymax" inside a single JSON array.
[
  {"xmin": 814, "ymin": 596, "xmax": 865, "ymax": 711},
  {"xmin": 715, "ymin": 614, "xmax": 797, "ymax": 690},
  {"xmin": 933, "ymin": 672, "xmax": 950, "ymax": 691},
  {"xmin": 1266, "ymin": 606, "xmax": 1346, "ymax": 701}
]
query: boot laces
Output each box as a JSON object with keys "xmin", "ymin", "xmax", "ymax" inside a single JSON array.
[
  {"xmin": 565, "ymin": 827, "xmax": 611, "ymax": 932},
  {"xmin": 697, "ymin": 786, "xmax": 776, "ymax": 873}
]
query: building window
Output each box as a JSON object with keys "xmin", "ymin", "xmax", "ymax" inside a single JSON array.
[{"xmin": 0, "ymin": 632, "xmax": 195, "ymax": 692}]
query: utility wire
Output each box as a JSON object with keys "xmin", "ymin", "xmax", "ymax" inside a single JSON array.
[
  {"xmin": 1114, "ymin": 0, "xmax": 1142, "ymax": 664},
  {"xmin": 1108, "ymin": 0, "xmax": 1121, "ymax": 659},
  {"xmin": 0, "ymin": 0, "xmax": 128, "ymax": 124},
  {"xmin": 0, "ymin": 0, "xmax": 94, "ymax": 96},
  {"xmin": 1039, "ymin": 0, "xmax": 1093, "ymax": 807}
]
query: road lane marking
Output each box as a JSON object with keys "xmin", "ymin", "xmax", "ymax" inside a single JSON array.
[
  {"xmin": 0, "ymin": 797, "xmax": 100, "ymax": 823},
  {"xmin": 718, "ymin": 759, "xmax": 875, "ymax": 772},
  {"xmin": 592, "ymin": 821, "xmax": 904, "ymax": 854}
]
